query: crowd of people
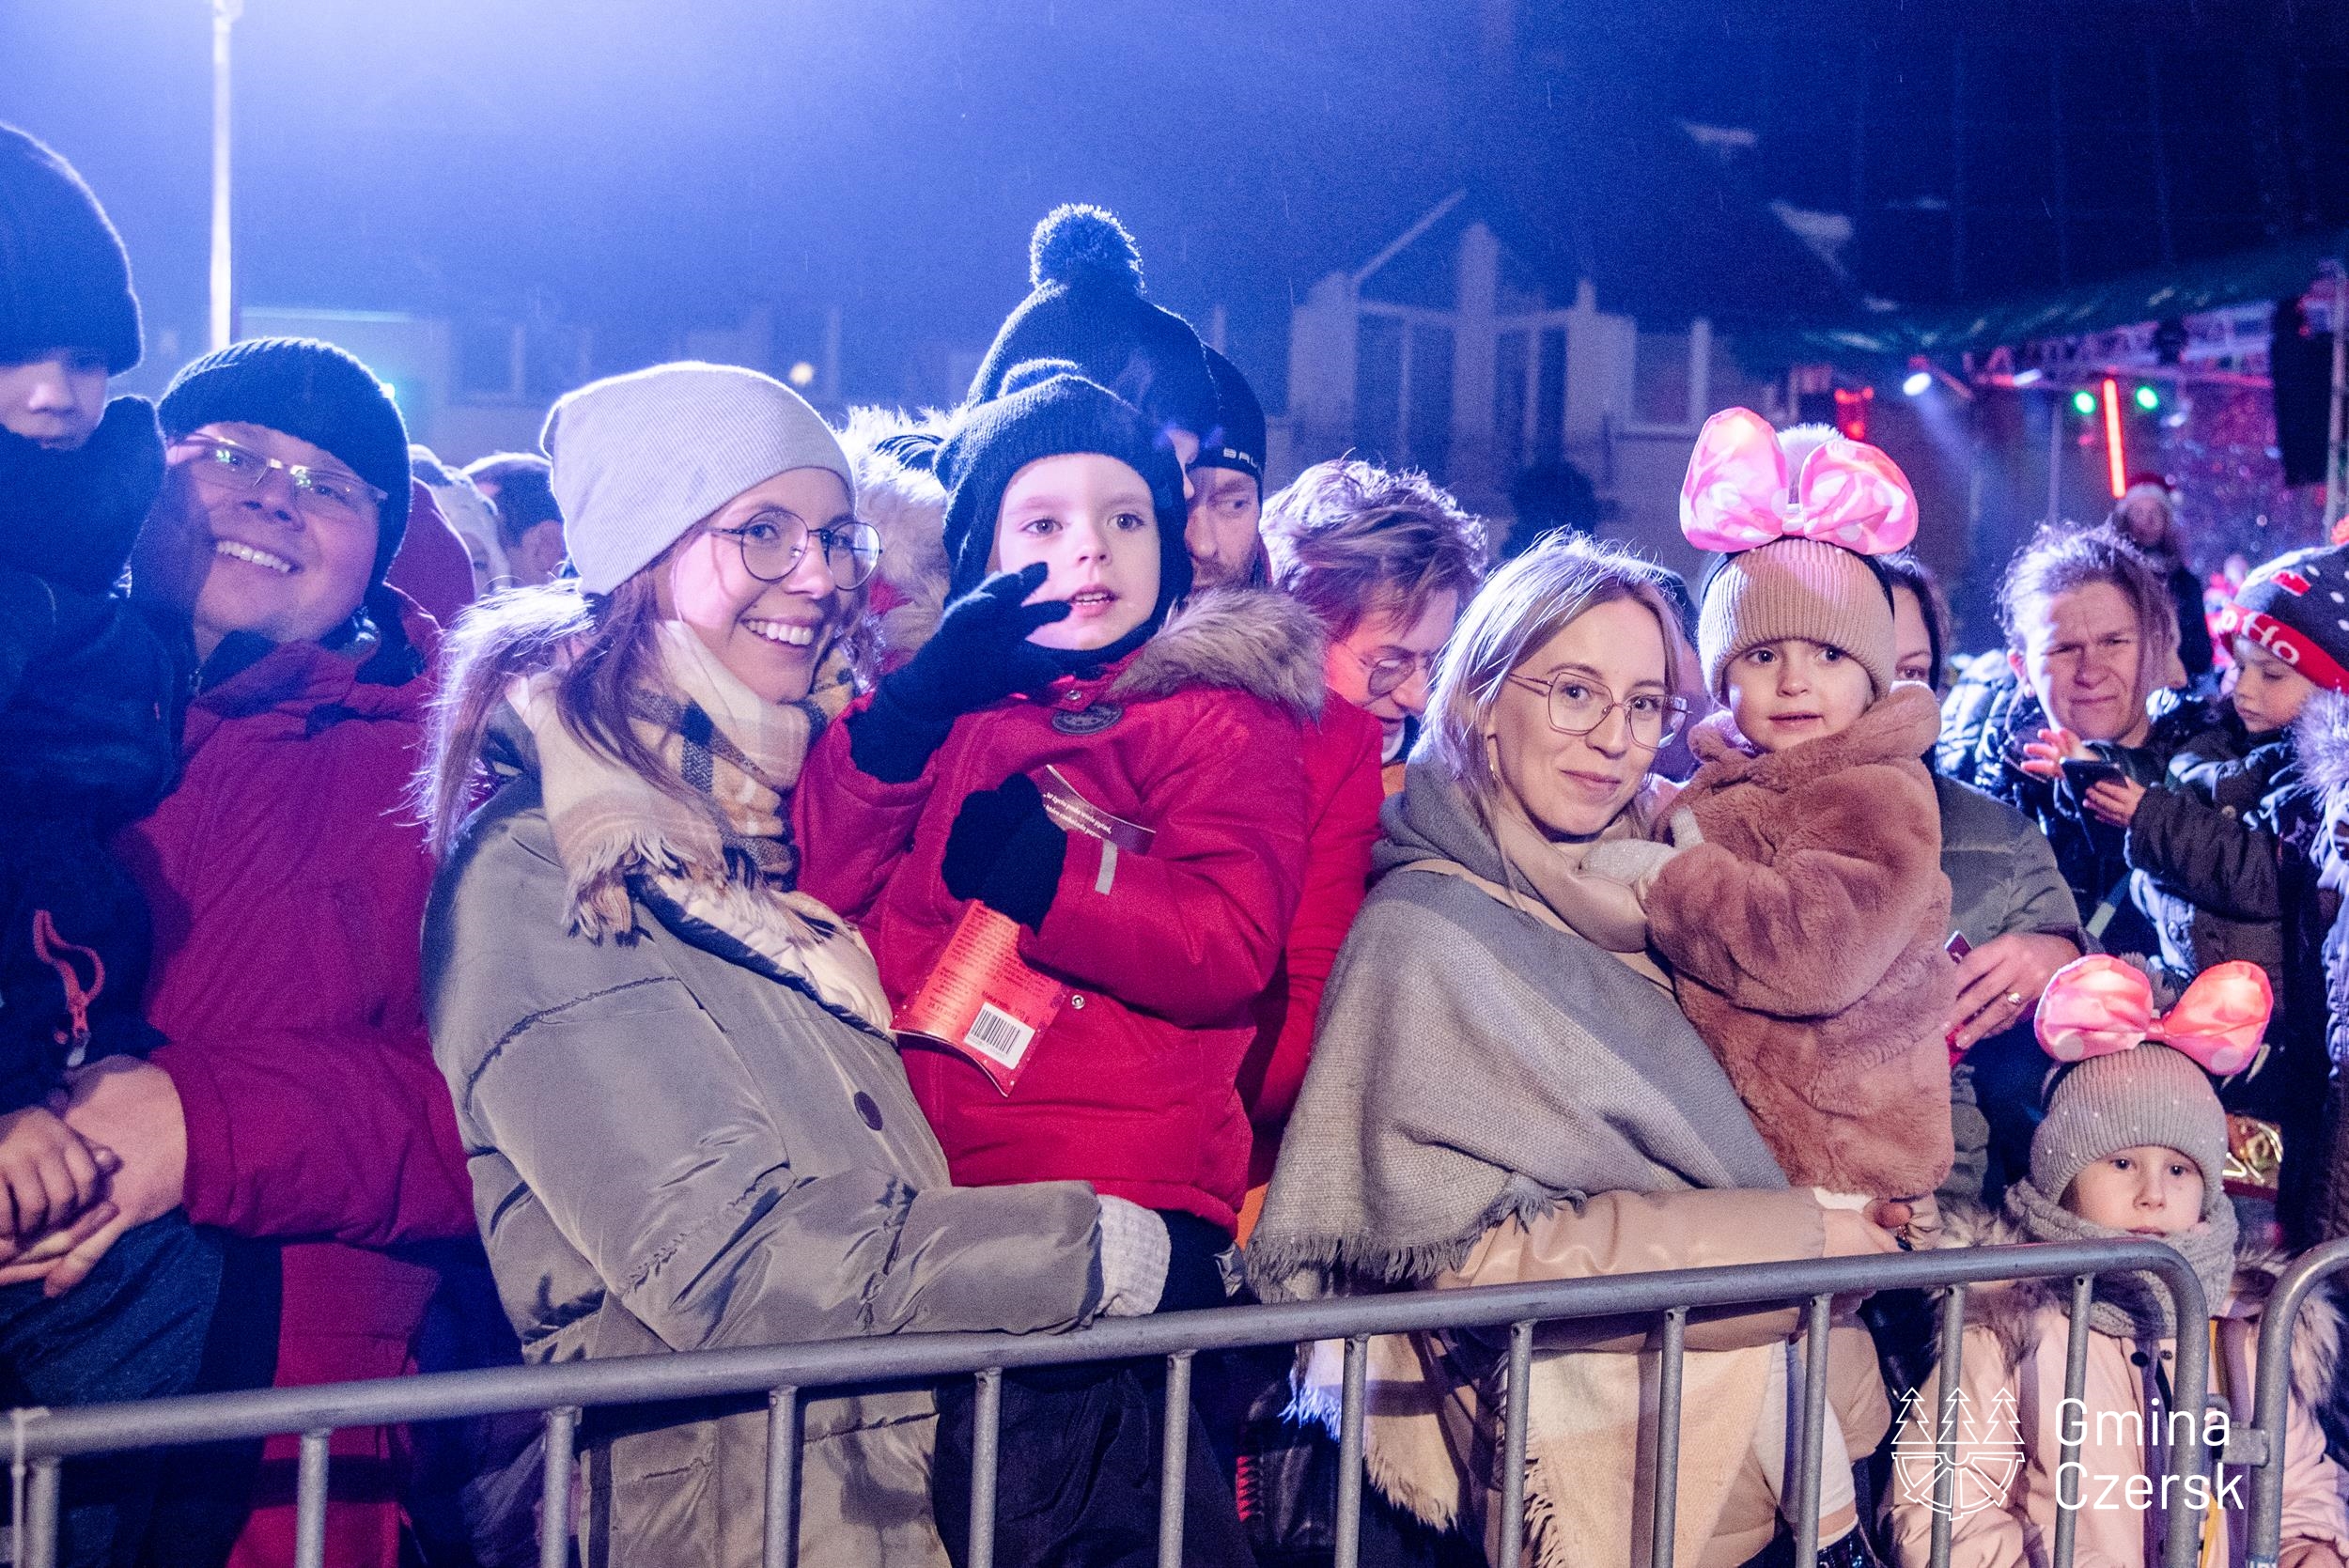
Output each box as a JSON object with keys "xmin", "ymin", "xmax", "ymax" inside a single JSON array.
[{"xmin": 12, "ymin": 120, "xmax": 2349, "ymax": 1568}]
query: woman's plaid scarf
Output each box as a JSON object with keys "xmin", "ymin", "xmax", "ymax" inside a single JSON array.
[{"xmin": 513, "ymin": 620, "xmax": 891, "ymax": 1031}]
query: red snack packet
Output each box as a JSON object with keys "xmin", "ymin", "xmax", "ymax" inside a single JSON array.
[{"xmin": 894, "ymin": 904, "xmax": 1070, "ymax": 1095}]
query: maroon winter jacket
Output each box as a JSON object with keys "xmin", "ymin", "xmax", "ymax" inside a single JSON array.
[
  {"xmin": 114, "ymin": 591, "xmax": 474, "ymax": 1568},
  {"xmin": 797, "ymin": 591, "xmax": 1319, "ymax": 1234}
]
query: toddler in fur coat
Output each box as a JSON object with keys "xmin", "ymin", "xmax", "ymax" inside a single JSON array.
[{"xmin": 1636, "ymin": 411, "xmax": 1957, "ymax": 1205}]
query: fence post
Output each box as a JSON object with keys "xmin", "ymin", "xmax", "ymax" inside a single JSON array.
[
  {"xmin": 1332, "ymin": 1334, "xmax": 1369, "ymax": 1568},
  {"xmin": 1156, "ymin": 1352, "xmax": 1192, "ymax": 1568},
  {"xmin": 1651, "ymin": 1306, "xmax": 1688, "ymax": 1568},
  {"xmin": 2246, "ymin": 1238, "xmax": 2349, "ymax": 1567},
  {"xmin": 765, "ymin": 1387, "xmax": 801, "ymax": 1568},
  {"xmin": 293, "ymin": 1429, "xmax": 332, "ymax": 1568},
  {"xmin": 540, "ymin": 1406, "xmax": 578, "ymax": 1568},
  {"xmin": 1495, "ymin": 1321, "xmax": 1534, "ymax": 1568}
]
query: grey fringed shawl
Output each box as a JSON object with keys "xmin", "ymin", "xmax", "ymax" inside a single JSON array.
[{"xmin": 1248, "ymin": 761, "xmax": 1788, "ymax": 1300}]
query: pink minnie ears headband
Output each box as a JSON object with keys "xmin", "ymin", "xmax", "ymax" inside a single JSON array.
[
  {"xmin": 2036, "ymin": 954, "xmax": 2272, "ymax": 1078},
  {"xmin": 1679, "ymin": 407, "xmax": 1920, "ymax": 557}
]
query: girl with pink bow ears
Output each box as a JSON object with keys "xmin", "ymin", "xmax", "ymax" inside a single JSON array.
[
  {"xmin": 1634, "ymin": 409, "xmax": 1959, "ymax": 1213},
  {"xmin": 1885, "ymin": 955, "xmax": 2349, "ymax": 1568}
]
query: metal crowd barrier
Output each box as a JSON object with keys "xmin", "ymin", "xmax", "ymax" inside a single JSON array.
[
  {"xmin": 3, "ymin": 1238, "xmax": 2210, "ymax": 1568},
  {"xmin": 2244, "ymin": 1235, "xmax": 2349, "ymax": 1568}
]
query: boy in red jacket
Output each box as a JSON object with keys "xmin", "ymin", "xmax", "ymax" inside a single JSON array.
[{"xmin": 799, "ymin": 359, "xmax": 1315, "ymax": 1567}]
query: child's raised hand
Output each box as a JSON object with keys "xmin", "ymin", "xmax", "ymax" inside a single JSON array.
[
  {"xmin": 2018, "ymin": 726, "xmax": 2091, "ymax": 779},
  {"xmin": 0, "ymin": 1104, "xmax": 118, "ymax": 1238},
  {"xmin": 2084, "ymin": 776, "xmax": 2148, "ymax": 828}
]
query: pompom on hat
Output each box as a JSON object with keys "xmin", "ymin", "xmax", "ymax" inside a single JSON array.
[
  {"xmin": 1681, "ymin": 408, "xmax": 1919, "ymax": 700},
  {"xmin": 965, "ymin": 205, "xmax": 1219, "ymax": 446}
]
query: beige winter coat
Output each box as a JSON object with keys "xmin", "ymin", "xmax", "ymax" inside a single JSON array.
[
  {"xmin": 1884, "ymin": 1231, "xmax": 2349, "ymax": 1568},
  {"xmin": 1299, "ymin": 1188, "xmax": 1891, "ymax": 1568}
]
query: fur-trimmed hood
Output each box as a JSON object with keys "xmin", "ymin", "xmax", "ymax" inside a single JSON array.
[
  {"xmin": 1105, "ymin": 587, "xmax": 1325, "ymax": 722},
  {"xmin": 839, "ymin": 405, "xmax": 953, "ymax": 658},
  {"xmin": 1936, "ymin": 1203, "xmax": 2342, "ymax": 1411},
  {"xmin": 2293, "ymin": 688, "xmax": 2349, "ymax": 800}
]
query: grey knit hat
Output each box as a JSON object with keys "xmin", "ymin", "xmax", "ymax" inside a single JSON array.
[
  {"xmin": 2030, "ymin": 1045, "xmax": 2231, "ymax": 1224},
  {"xmin": 541, "ymin": 362, "xmax": 854, "ymax": 595},
  {"xmin": 1696, "ymin": 536, "xmax": 1897, "ymax": 701}
]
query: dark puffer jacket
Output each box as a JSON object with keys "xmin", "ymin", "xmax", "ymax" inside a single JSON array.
[
  {"xmin": 1937, "ymin": 655, "xmax": 2181, "ymax": 960},
  {"xmin": 2122, "ymin": 689, "xmax": 2300, "ymax": 994},
  {"xmin": 0, "ymin": 399, "xmax": 186, "ymax": 1112},
  {"xmin": 2282, "ymin": 697, "xmax": 2349, "ymax": 1242}
]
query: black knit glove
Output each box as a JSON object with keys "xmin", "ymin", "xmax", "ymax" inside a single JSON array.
[
  {"xmin": 848, "ymin": 564, "xmax": 1072, "ymax": 783},
  {"xmin": 0, "ymin": 397, "xmax": 165, "ymax": 597},
  {"xmin": 941, "ymin": 773, "xmax": 1068, "ymax": 932}
]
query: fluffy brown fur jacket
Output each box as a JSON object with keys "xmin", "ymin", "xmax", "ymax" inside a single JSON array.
[{"xmin": 1648, "ymin": 682, "xmax": 1957, "ymax": 1200}]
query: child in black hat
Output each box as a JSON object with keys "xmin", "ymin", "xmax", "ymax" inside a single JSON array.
[
  {"xmin": 799, "ymin": 360, "xmax": 1324, "ymax": 1568},
  {"xmin": 0, "ymin": 122, "xmax": 226, "ymax": 1568}
]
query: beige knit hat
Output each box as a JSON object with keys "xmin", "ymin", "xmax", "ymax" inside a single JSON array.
[
  {"xmin": 2029, "ymin": 1044, "xmax": 2231, "ymax": 1224},
  {"xmin": 1695, "ymin": 536, "xmax": 1897, "ymax": 701}
]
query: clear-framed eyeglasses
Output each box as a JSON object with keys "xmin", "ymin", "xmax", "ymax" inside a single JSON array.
[
  {"xmin": 1502, "ymin": 671, "xmax": 1688, "ymax": 751},
  {"xmin": 709, "ymin": 512, "xmax": 884, "ymax": 590},
  {"xmin": 175, "ymin": 436, "xmax": 386, "ymax": 526}
]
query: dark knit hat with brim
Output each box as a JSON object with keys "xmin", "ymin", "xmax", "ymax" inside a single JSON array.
[
  {"xmin": 0, "ymin": 125, "xmax": 142, "ymax": 373},
  {"xmin": 2214, "ymin": 543, "xmax": 2349, "ymax": 696},
  {"xmin": 160, "ymin": 338, "xmax": 412, "ymax": 585},
  {"xmin": 938, "ymin": 359, "xmax": 1191, "ymax": 652},
  {"xmin": 966, "ymin": 206, "xmax": 1219, "ymax": 446},
  {"xmin": 1192, "ymin": 346, "xmax": 1266, "ymax": 485}
]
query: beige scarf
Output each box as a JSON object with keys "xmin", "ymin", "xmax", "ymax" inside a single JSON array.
[
  {"xmin": 1448, "ymin": 782, "xmax": 1680, "ymax": 990},
  {"xmin": 511, "ymin": 621, "xmax": 892, "ymax": 1032}
]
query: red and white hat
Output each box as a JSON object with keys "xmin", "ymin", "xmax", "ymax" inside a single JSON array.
[{"xmin": 2213, "ymin": 543, "xmax": 2349, "ymax": 695}]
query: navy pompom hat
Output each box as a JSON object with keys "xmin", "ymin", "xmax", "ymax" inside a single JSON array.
[
  {"xmin": 936, "ymin": 359, "xmax": 1191, "ymax": 647},
  {"xmin": 2215, "ymin": 543, "xmax": 2349, "ymax": 696},
  {"xmin": 0, "ymin": 124, "xmax": 142, "ymax": 373},
  {"xmin": 160, "ymin": 338, "xmax": 412, "ymax": 586},
  {"xmin": 965, "ymin": 205, "xmax": 1220, "ymax": 446}
]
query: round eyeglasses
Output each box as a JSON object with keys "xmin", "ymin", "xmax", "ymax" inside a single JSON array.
[
  {"xmin": 709, "ymin": 512, "xmax": 884, "ymax": 590},
  {"xmin": 1503, "ymin": 672, "xmax": 1688, "ymax": 751},
  {"xmin": 177, "ymin": 437, "xmax": 386, "ymax": 527}
]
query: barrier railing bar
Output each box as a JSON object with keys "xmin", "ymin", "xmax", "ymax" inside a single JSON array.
[
  {"xmin": 1156, "ymin": 1352, "xmax": 1191, "ymax": 1568},
  {"xmin": 2053, "ymin": 1274, "xmax": 2093, "ymax": 1568},
  {"xmin": 764, "ymin": 1387, "xmax": 801, "ymax": 1568},
  {"xmin": 293, "ymin": 1428, "xmax": 331, "ymax": 1568},
  {"xmin": 22, "ymin": 1456, "xmax": 56, "ymax": 1568},
  {"xmin": 967, "ymin": 1368, "xmax": 1001, "ymax": 1568},
  {"xmin": 0, "ymin": 1241, "xmax": 2190, "ymax": 1461},
  {"xmin": 2247, "ymin": 1235, "xmax": 2349, "ymax": 1564},
  {"xmin": 1332, "ymin": 1334, "xmax": 1368, "ymax": 1568},
  {"xmin": 2158, "ymin": 1270, "xmax": 2211, "ymax": 1568},
  {"xmin": 1793, "ymin": 1293, "xmax": 1831, "ymax": 1568},
  {"xmin": 1650, "ymin": 1306, "xmax": 1688, "ymax": 1568},
  {"xmin": 1496, "ymin": 1320, "xmax": 1534, "ymax": 1568},
  {"xmin": 1928, "ymin": 1281, "xmax": 1966, "ymax": 1568},
  {"xmin": 540, "ymin": 1405, "xmax": 578, "ymax": 1568}
]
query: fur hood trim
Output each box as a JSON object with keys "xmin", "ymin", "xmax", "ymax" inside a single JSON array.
[
  {"xmin": 1935, "ymin": 1203, "xmax": 2341, "ymax": 1411},
  {"xmin": 1687, "ymin": 680, "xmax": 1942, "ymax": 791},
  {"xmin": 2294, "ymin": 688, "xmax": 2349, "ymax": 799},
  {"xmin": 840, "ymin": 405, "xmax": 952, "ymax": 657},
  {"xmin": 1109, "ymin": 588, "xmax": 1326, "ymax": 722}
]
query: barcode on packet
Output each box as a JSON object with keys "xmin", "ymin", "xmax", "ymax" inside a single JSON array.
[{"xmin": 963, "ymin": 1003, "xmax": 1035, "ymax": 1068}]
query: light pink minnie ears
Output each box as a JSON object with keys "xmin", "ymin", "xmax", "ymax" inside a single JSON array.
[
  {"xmin": 2036, "ymin": 954, "xmax": 2273, "ymax": 1079},
  {"xmin": 1678, "ymin": 407, "xmax": 1920, "ymax": 556}
]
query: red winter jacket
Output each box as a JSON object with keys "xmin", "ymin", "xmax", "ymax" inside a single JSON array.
[
  {"xmin": 114, "ymin": 591, "xmax": 475, "ymax": 1568},
  {"xmin": 1237, "ymin": 695, "xmax": 1382, "ymax": 1196},
  {"xmin": 797, "ymin": 591, "xmax": 1320, "ymax": 1234}
]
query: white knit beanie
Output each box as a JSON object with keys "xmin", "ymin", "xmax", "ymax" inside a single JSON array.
[{"xmin": 541, "ymin": 362, "xmax": 855, "ymax": 595}]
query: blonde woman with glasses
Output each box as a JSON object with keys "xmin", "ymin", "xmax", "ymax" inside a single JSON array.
[{"xmin": 1252, "ymin": 536, "xmax": 1904, "ymax": 1568}]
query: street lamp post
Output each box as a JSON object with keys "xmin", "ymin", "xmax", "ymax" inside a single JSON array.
[{"xmin": 209, "ymin": 0, "xmax": 242, "ymax": 351}]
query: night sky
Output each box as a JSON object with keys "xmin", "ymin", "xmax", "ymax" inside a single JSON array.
[{"xmin": 8, "ymin": 0, "xmax": 2346, "ymax": 408}]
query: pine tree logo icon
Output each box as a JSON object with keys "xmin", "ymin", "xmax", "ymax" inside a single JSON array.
[{"xmin": 1892, "ymin": 1387, "xmax": 2024, "ymax": 1522}]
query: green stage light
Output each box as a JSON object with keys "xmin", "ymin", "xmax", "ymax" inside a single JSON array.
[{"xmin": 2072, "ymin": 390, "xmax": 2097, "ymax": 416}]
